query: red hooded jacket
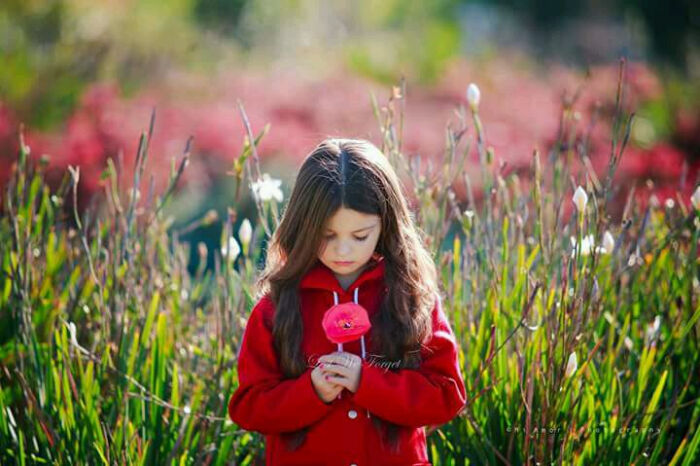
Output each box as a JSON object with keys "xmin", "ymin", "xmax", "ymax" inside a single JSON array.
[{"xmin": 228, "ymin": 255, "xmax": 466, "ymax": 465}]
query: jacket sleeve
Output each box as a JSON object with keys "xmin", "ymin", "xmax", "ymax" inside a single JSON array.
[
  {"xmin": 352, "ymin": 294, "xmax": 466, "ymax": 427},
  {"xmin": 228, "ymin": 296, "xmax": 333, "ymax": 434}
]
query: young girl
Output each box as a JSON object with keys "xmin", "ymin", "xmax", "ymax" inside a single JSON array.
[{"xmin": 228, "ymin": 138, "xmax": 466, "ymax": 465}]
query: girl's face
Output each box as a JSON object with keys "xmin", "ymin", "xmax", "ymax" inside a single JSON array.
[{"xmin": 318, "ymin": 207, "xmax": 381, "ymax": 278}]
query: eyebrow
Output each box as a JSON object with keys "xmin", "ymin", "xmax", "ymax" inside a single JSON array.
[{"xmin": 325, "ymin": 223, "xmax": 378, "ymax": 233}]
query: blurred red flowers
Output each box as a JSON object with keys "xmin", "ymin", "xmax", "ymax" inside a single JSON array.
[{"xmin": 0, "ymin": 58, "xmax": 696, "ymax": 216}]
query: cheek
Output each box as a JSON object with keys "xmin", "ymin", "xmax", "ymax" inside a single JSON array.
[
  {"xmin": 318, "ymin": 241, "xmax": 329, "ymax": 257},
  {"xmin": 370, "ymin": 232, "xmax": 381, "ymax": 249}
]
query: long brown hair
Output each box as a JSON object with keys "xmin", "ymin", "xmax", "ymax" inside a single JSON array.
[{"xmin": 255, "ymin": 138, "xmax": 438, "ymax": 452}]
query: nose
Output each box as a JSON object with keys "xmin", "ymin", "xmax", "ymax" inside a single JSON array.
[{"xmin": 336, "ymin": 240, "xmax": 352, "ymax": 257}]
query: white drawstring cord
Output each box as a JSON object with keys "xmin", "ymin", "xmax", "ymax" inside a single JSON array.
[
  {"xmin": 331, "ymin": 287, "xmax": 368, "ymax": 404},
  {"xmin": 332, "ymin": 291, "xmax": 343, "ymax": 352},
  {"xmin": 330, "ymin": 288, "xmax": 371, "ymax": 418},
  {"xmin": 354, "ymin": 288, "xmax": 368, "ymax": 359}
]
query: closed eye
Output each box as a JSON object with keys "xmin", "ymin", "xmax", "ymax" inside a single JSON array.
[{"xmin": 324, "ymin": 234, "xmax": 369, "ymax": 241}]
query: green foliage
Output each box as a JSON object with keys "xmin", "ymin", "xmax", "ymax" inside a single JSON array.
[
  {"xmin": 345, "ymin": 0, "xmax": 461, "ymax": 84},
  {"xmin": 0, "ymin": 0, "xmax": 211, "ymax": 129},
  {"xmin": 1, "ymin": 123, "xmax": 263, "ymax": 463},
  {"xmin": 1, "ymin": 62, "xmax": 699, "ymax": 464},
  {"xmin": 193, "ymin": 0, "xmax": 248, "ymax": 35}
]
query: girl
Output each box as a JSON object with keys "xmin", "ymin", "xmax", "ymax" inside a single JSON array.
[{"xmin": 228, "ymin": 138, "xmax": 466, "ymax": 465}]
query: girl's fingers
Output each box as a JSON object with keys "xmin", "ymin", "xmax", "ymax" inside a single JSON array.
[
  {"xmin": 318, "ymin": 353, "xmax": 359, "ymax": 368},
  {"xmin": 325, "ymin": 374, "xmax": 348, "ymax": 388},
  {"xmin": 317, "ymin": 356, "xmax": 341, "ymax": 366},
  {"xmin": 321, "ymin": 364, "xmax": 349, "ymax": 377},
  {"xmin": 316, "ymin": 357, "xmax": 344, "ymax": 369},
  {"xmin": 315, "ymin": 368, "xmax": 342, "ymax": 388}
]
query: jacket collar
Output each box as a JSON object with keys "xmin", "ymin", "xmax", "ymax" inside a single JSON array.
[{"xmin": 299, "ymin": 253, "xmax": 385, "ymax": 295}]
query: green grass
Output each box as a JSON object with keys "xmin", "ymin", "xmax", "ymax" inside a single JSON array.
[{"xmin": 1, "ymin": 60, "xmax": 699, "ymax": 464}]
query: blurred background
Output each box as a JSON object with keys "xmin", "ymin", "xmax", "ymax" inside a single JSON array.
[{"xmin": 1, "ymin": 0, "xmax": 699, "ymax": 271}]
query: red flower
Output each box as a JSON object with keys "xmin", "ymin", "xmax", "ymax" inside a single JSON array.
[{"xmin": 321, "ymin": 302, "xmax": 371, "ymax": 344}]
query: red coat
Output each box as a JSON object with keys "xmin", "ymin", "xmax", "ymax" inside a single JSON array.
[{"xmin": 228, "ymin": 256, "xmax": 466, "ymax": 465}]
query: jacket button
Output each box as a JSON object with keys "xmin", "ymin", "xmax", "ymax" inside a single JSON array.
[{"xmin": 347, "ymin": 409, "xmax": 358, "ymax": 419}]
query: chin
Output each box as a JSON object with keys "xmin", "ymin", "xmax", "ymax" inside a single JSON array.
[{"xmin": 332, "ymin": 264, "xmax": 357, "ymax": 274}]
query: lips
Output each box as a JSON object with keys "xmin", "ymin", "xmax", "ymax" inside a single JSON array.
[{"xmin": 334, "ymin": 261, "xmax": 354, "ymax": 266}]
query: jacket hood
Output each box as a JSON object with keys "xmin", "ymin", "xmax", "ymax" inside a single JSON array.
[{"xmin": 299, "ymin": 253, "xmax": 386, "ymax": 295}]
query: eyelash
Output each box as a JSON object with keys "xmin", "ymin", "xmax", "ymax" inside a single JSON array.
[{"xmin": 324, "ymin": 234, "xmax": 369, "ymax": 242}]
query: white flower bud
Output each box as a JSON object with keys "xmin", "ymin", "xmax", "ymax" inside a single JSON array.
[
  {"xmin": 238, "ymin": 219, "xmax": 253, "ymax": 250},
  {"xmin": 564, "ymin": 352, "xmax": 578, "ymax": 378},
  {"xmin": 573, "ymin": 186, "xmax": 588, "ymax": 213},
  {"xmin": 221, "ymin": 236, "xmax": 241, "ymax": 262},
  {"xmin": 645, "ymin": 315, "xmax": 661, "ymax": 346},
  {"xmin": 466, "ymin": 83, "xmax": 481, "ymax": 110},
  {"xmin": 624, "ymin": 337, "xmax": 633, "ymax": 351},
  {"xmin": 570, "ymin": 234, "xmax": 595, "ymax": 257},
  {"xmin": 602, "ymin": 231, "xmax": 615, "ymax": 254},
  {"xmin": 691, "ymin": 185, "xmax": 700, "ymax": 210},
  {"xmin": 66, "ymin": 321, "xmax": 79, "ymax": 348}
]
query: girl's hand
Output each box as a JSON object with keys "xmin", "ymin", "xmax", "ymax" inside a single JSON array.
[
  {"xmin": 311, "ymin": 364, "xmax": 344, "ymax": 404},
  {"xmin": 317, "ymin": 351, "xmax": 362, "ymax": 393}
]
